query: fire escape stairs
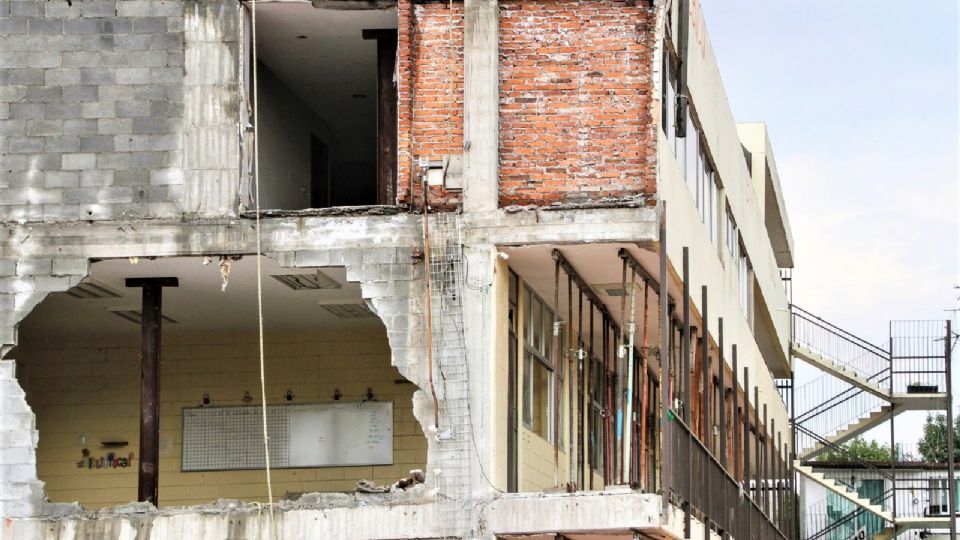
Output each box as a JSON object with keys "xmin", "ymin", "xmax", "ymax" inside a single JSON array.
[
  {"xmin": 796, "ymin": 405, "xmax": 893, "ymax": 462},
  {"xmin": 790, "ymin": 344, "xmax": 889, "ymax": 400},
  {"xmin": 793, "ymin": 461, "xmax": 894, "ymax": 523}
]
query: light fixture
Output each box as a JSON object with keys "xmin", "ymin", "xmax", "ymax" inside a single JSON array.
[
  {"xmin": 272, "ymin": 270, "xmax": 341, "ymax": 290},
  {"xmin": 319, "ymin": 303, "xmax": 376, "ymax": 319}
]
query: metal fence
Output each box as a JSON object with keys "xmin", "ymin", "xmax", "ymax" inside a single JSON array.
[{"xmin": 666, "ymin": 412, "xmax": 791, "ymax": 540}]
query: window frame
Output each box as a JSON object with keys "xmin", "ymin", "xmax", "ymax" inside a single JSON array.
[{"xmin": 522, "ymin": 285, "xmax": 557, "ymax": 442}]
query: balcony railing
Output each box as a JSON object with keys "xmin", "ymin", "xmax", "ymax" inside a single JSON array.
[{"xmin": 665, "ymin": 411, "xmax": 792, "ymax": 540}]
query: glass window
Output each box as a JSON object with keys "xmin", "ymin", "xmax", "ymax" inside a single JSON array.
[
  {"xmin": 522, "ymin": 284, "xmax": 557, "ymax": 441},
  {"xmin": 738, "ymin": 240, "xmax": 752, "ymax": 322},
  {"xmin": 726, "ymin": 207, "xmax": 737, "ymax": 259}
]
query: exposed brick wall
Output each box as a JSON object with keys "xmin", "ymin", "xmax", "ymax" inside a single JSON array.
[
  {"xmin": 499, "ymin": 0, "xmax": 657, "ymax": 207},
  {"xmin": 397, "ymin": 0, "xmax": 464, "ymax": 211}
]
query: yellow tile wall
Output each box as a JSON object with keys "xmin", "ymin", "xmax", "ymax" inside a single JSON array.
[{"xmin": 16, "ymin": 327, "xmax": 426, "ymax": 509}]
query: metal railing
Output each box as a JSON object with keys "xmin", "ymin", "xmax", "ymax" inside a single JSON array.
[
  {"xmin": 666, "ymin": 411, "xmax": 790, "ymax": 540},
  {"xmin": 792, "ymin": 306, "xmax": 890, "ymax": 380},
  {"xmin": 804, "ymin": 490, "xmax": 892, "ymax": 540},
  {"xmin": 890, "ymin": 320, "xmax": 949, "ymax": 395},
  {"xmin": 793, "ymin": 373, "xmax": 890, "ymax": 458}
]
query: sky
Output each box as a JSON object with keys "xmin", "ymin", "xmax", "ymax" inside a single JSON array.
[{"xmin": 700, "ymin": 1, "xmax": 959, "ymax": 444}]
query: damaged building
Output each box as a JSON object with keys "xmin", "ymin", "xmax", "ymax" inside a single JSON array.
[{"xmin": 0, "ymin": 0, "xmax": 955, "ymax": 539}]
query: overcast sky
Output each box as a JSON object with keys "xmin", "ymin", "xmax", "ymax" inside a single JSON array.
[{"xmin": 700, "ymin": 1, "xmax": 959, "ymax": 443}]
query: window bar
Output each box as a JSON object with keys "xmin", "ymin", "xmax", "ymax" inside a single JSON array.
[
  {"xmin": 682, "ymin": 246, "xmax": 692, "ymax": 537},
  {"xmin": 618, "ymin": 256, "xmax": 628, "ymax": 486},
  {"xmin": 771, "ymin": 417, "xmax": 777, "ymax": 529},
  {"xmin": 732, "ymin": 345, "xmax": 739, "ymax": 481},
  {"xmin": 701, "ymin": 285, "xmax": 711, "ymax": 534},
  {"xmin": 638, "ymin": 276, "xmax": 650, "ymax": 487},
  {"xmin": 588, "ymin": 299, "xmax": 595, "ymax": 488},
  {"xmin": 762, "ymin": 403, "xmax": 769, "ymax": 517},
  {"xmin": 616, "ymin": 257, "xmax": 634, "ymax": 484},
  {"xmin": 602, "ymin": 313, "xmax": 610, "ymax": 484},
  {"xmin": 658, "ymin": 205, "xmax": 671, "ymax": 517},
  {"xmin": 553, "ymin": 258, "xmax": 561, "ymax": 482},
  {"xmin": 718, "ymin": 318, "xmax": 726, "ymax": 470},
  {"xmin": 567, "ymin": 273, "xmax": 575, "ymax": 490},
  {"xmin": 578, "ymin": 288, "xmax": 585, "ymax": 489},
  {"xmin": 744, "ymin": 366, "xmax": 753, "ymax": 540},
  {"xmin": 754, "ymin": 385, "xmax": 761, "ymax": 525}
]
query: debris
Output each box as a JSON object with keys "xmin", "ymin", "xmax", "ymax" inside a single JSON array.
[
  {"xmin": 128, "ymin": 257, "xmax": 139, "ymax": 265},
  {"xmin": 355, "ymin": 479, "xmax": 389, "ymax": 494},
  {"xmin": 218, "ymin": 256, "xmax": 231, "ymax": 291},
  {"xmin": 395, "ymin": 469, "xmax": 425, "ymax": 490}
]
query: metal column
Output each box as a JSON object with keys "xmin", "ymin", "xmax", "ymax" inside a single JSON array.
[{"xmin": 125, "ymin": 276, "xmax": 178, "ymax": 507}]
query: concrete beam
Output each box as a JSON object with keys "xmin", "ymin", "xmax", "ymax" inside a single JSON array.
[{"xmin": 462, "ymin": 0, "xmax": 499, "ymax": 213}]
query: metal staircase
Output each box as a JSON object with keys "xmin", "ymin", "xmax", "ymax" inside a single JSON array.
[{"xmin": 790, "ymin": 307, "xmax": 954, "ymax": 540}]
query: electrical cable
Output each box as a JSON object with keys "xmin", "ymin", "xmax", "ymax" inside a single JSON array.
[{"xmin": 249, "ymin": 1, "xmax": 276, "ymax": 537}]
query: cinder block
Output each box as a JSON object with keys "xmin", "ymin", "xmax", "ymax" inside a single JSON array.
[
  {"xmin": 79, "ymin": 135, "xmax": 114, "ymax": 153},
  {"xmin": 24, "ymin": 86, "xmax": 63, "ymax": 104},
  {"xmin": 62, "ymin": 85, "xmax": 98, "ymax": 103},
  {"xmin": 0, "ymin": 86, "xmax": 27, "ymax": 103},
  {"xmin": 62, "ymin": 51, "xmax": 101, "ymax": 68},
  {"xmin": 52, "ymin": 258, "xmax": 89, "ymax": 276},
  {"xmin": 10, "ymin": 103, "xmax": 44, "ymax": 120},
  {"xmin": 10, "ymin": 2, "xmax": 43, "ymax": 17},
  {"xmin": 44, "ymin": 68, "xmax": 82, "ymax": 87},
  {"xmin": 63, "ymin": 19, "xmax": 99, "ymax": 35},
  {"xmin": 132, "ymin": 116, "xmax": 176, "ymax": 133},
  {"xmin": 80, "ymin": 169, "xmax": 114, "ymax": 187},
  {"xmin": 7, "ymin": 137, "xmax": 44, "ymax": 154},
  {"xmin": 133, "ymin": 17, "xmax": 167, "ymax": 34},
  {"xmin": 16, "ymin": 259, "xmax": 52, "ymax": 277},
  {"xmin": 117, "ymin": 1, "xmax": 152, "ymax": 17},
  {"xmin": 80, "ymin": 1, "xmax": 119, "ymax": 18},
  {"xmin": 98, "ymin": 18, "xmax": 132, "ymax": 34},
  {"xmin": 150, "ymin": 33, "xmax": 182, "ymax": 50},
  {"xmin": 0, "ymin": 19, "xmax": 28, "ymax": 35},
  {"xmin": 44, "ymin": 172, "xmax": 80, "ymax": 188},
  {"xmin": 62, "ymin": 187, "xmax": 99, "ymax": 204},
  {"xmin": 63, "ymin": 119, "xmax": 98, "ymax": 134},
  {"xmin": 0, "ymin": 261, "xmax": 15, "ymax": 277},
  {"xmin": 6, "ymin": 69, "xmax": 44, "ymax": 86},
  {"xmin": 97, "ymin": 118, "xmax": 133, "ymax": 135},
  {"xmin": 100, "ymin": 51, "xmax": 133, "ymax": 68},
  {"xmin": 27, "ymin": 18, "xmax": 62, "ymax": 35},
  {"xmin": 115, "ymin": 34, "xmax": 151, "ymax": 51},
  {"xmin": 80, "ymin": 101, "xmax": 115, "ymax": 119},
  {"xmin": 24, "ymin": 52, "xmax": 61, "ymax": 69},
  {"xmin": 113, "ymin": 168, "xmax": 149, "ymax": 186},
  {"xmin": 96, "ymin": 152, "xmax": 131, "ymax": 169},
  {"xmin": 97, "ymin": 85, "xmax": 135, "ymax": 102},
  {"xmin": 25, "ymin": 120, "xmax": 61, "ymax": 137},
  {"xmin": 117, "ymin": 101, "xmax": 152, "ymax": 118},
  {"xmin": 44, "ymin": 135, "xmax": 81, "ymax": 153},
  {"xmin": 115, "ymin": 67, "xmax": 151, "ymax": 84},
  {"xmin": 44, "ymin": 102, "xmax": 81, "ymax": 121},
  {"xmin": 61, "ymin": 153, "xmax": 97, "ymax": 170}
]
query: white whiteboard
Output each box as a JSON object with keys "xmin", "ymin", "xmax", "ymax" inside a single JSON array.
[
  {"xmin": 181, "ymin": 402, "xmax": 393, "ymax": 471},
  {"xmin": 289, "ymin": 402, "xmax": 393, "ymax": 467}
]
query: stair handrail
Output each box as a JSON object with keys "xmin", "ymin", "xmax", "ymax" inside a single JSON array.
[
  {"xmin": 791, "ymin": 305, "xmax": 890, "ymax": 359},
  {"xmin": 794, "ymin": 369, "xmax": 889, "ymax": 425},
  {"xmin": 804, "ymin": 489, "xmax": 893, "ymax": 540},
  {"xmin": 795, "ymin": 424, "xmax": 893, "ymax": 480}
]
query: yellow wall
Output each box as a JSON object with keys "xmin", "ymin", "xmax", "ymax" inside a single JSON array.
[{"xmin": 16, "ymin": 328, "xmax": 426, "ymax": 509}]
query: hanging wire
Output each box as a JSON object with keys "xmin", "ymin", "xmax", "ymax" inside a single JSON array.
[{"xmin": 249, "ymin": 0, "xmax": 276, "ymax": 536}]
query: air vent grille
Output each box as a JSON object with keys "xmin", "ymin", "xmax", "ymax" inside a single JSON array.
[
  {"xmin": 272, "ymin": 271, "xmax": 341, "ymax": 291},
  {"xmin": 320, "ymin": 303, "xmax": 376, "ymax": 319},
  {"xmin": 65, "ymin": 279, "xmax": 122, "ymax": 299}
]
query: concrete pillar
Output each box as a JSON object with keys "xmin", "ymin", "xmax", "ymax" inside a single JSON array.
[{"xmin": 462, "ymin": 0, "xmax": 499, "ymax": 214}]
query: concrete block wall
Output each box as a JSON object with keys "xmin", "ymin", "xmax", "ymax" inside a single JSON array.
[
  {"xmin": 498, "ymin": 0, "xmax": 657, "ymax": 207},
  {"xmin": 16, "ymin": 328, "xmax": 426, "ymax": 509},
  {"xmin": 0, "ymin": 0, "xmax": 241, "ymax": 223},
  {"xmin": 396, "ymin": 0, "xmax": 465, "ymax": 211}
]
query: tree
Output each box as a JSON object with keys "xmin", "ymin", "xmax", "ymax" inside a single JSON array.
[
  {"xmin": 917, "ymin": 413, "xmax": 960, "ymax": 463},
  {"xmin": 818, "ymin": 437, "xmax": 893, "ymax": 462}
]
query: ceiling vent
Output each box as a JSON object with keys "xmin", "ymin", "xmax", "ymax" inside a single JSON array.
[
  {"xmin": 109, "ymin": 308, "xmax": 178, "ymax": 325},
  {"xmin": 64, "ymin": 278, "xmax": 122, "ymax": 299},
  {"xmin": 319, "ymin": 303, "xmax": 376, "ymax": 319},
  {"xmin": 271, "ymin": 271, "xmax": 341, "ymax": 291},
  {"xmin": 592, "ymin": 283, "xmax": 639, "ymax": 298}
]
